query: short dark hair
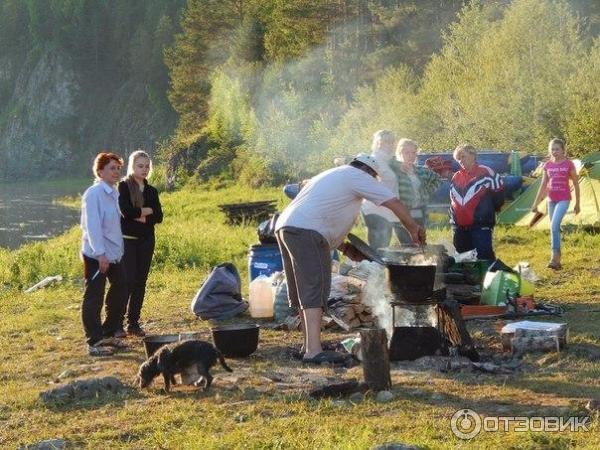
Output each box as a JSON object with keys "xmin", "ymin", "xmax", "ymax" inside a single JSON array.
[
  {"xmin": 350, "ymin": 160, "xmax": 377, "ymax": 177},
  {"xmin": 93, "ymin": 152, "xmax": 123, "ymax": 178}
]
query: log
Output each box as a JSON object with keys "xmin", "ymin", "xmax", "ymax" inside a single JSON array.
[
  {"xmin": 511, "ymin": 335, "xmax": 560, "ymax": 354},
  {"xmin": 436, "ymin": 300, "xmax": 479, "ymax": 361},
  {"xmin": 359, "ymin": 328, "xmax": 392, "ymax": 392}
]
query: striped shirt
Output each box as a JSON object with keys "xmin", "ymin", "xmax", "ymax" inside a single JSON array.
[{"xmin": 391, "ymin": 163, "xmax": 442, "ymax": 210}]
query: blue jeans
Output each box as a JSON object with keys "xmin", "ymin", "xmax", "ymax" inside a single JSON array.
[
  {"xmin": 453, "ymin": 226, "xmax": 495, "ymax": 260},
  {"xmin": 548, "ymin": 200, "xmax": 569, "ymax": 252}
]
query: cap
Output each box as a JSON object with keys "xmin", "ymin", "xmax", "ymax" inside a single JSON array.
[{"xmin": 352, "ymin": 153, "xmax": 379, "ymax": 174}]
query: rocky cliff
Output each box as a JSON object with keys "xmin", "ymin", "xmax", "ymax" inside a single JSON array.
[{"xmin": 0, "ymin": 48, "xmax": 176, "ymax": 180}]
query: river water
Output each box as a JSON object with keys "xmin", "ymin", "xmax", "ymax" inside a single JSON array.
[{"xmin": 0, "ymin": 180, "xmax": 88, "ymax": 249}]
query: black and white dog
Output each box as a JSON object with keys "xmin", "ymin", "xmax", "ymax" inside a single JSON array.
[{"xmin": 137, "ymin": 340, "xmax": 232, "ymax": 392}]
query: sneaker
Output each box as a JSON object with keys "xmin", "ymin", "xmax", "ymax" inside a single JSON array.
[
  {"xmin": 96, "ymin": 337, "xmax": 128, "ymax": 348},
  {"xmin": 88, "ymin": 345, "xmax": 114, "ymax": 357},
  {"xmin": 113, "ymin": 329, "xmax": 127, "ymax": 338},
  {"xmin": 127, "ymin": 326, "xmax": 146, "ymax": 337}
]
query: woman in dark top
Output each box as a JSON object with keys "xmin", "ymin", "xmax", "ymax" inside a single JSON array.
[{"xmin": 118, "ymin": 150, "xmax": 163, "ymax": 336}]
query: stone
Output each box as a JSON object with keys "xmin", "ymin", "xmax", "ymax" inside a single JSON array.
[
  {"xmin": 331, "ymin": 400, "xmax": 347, "ymax": 407},
  {"xmin": 242, "ymin": 387, "xmax": 260, "ymax": 401},
  {"xmin": 375, "ymin": 390, "xmax": 395, "ymax": 403},
  {"xmin": 371, "ymin": 443, "xmax": 420, "ymax": 450},
  {"xmin": 408, "ymin": 389, "xmax": 426, "ymax": 398},
  {"xmin": 430, "ymin": 393, "xmax": 444, "ymax": 402},
  {"xmin": 349, "ymin": 392, "xmax": 364, "ymax": 403},
  {"xmin": 496, "ymin": 405, "xmax": 512, "ymax": 414},
  {"xmin": 20, "ymin": 438, "xmax": 67, "ymax": 450},
  {"xmin": 234, "ymin": 412, "xmax": 248, "ymax": 423},
  {"xmin": 40, "ymin": 376, "xmax": 127, "ymax": 403},
  {"xmin": 261, "ymin": 371, "xmax": 284, "ymax": 382}
]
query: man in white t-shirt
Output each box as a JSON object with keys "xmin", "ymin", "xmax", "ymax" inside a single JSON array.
[{"xmin": 275, "ymin": 153, "xmax": 425, "ymax": 364}]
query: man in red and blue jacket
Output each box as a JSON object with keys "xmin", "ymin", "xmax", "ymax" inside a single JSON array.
[{"xmin": 450, "ymin": 144, "xmax": 504, "ymax": 260}]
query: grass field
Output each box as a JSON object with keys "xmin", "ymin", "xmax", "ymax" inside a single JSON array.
[{"xmin": 0, "ymin": 183, "xmax": 599, "ymax": 449}]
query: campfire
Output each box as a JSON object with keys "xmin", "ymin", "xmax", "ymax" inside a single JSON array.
[{"xmin": 356, "ymin": 243, "xmax": 480, "ymax": 362}]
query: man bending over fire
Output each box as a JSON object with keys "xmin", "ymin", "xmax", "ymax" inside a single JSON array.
[{"xmin": 275, "ymin": 154, "xmax": 426, "ymax": 364}]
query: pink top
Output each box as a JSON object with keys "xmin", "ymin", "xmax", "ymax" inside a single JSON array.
[{"xmin": 544, "ymin": 159, "xmax": 575, "ymax": 202}]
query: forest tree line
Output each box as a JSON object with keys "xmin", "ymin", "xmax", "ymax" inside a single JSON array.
[
  {"xmin": 162, "ymin": 0, "xmax": 600, "ymax": 186},
  {"xmin": 0, "ymin": 0, "xmax": 599, "ymax": 183}
]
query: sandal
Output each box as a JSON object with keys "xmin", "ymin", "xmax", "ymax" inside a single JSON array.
[
  {"xmin": 302, "ymin": 351, "xmax": 347, "ymax": 365},
  {"xmin": 547, "ymin": 261, "xmax": 562, "ymax": 270},
  {"xmin": 88, "ymin": 345, "xmax": 114, "ymax": 357}
]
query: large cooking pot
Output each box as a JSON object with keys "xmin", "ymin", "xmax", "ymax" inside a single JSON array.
[
  {"xmin": 346, "ymin": 233, "xmax": 437, "ymax": 303},
  {"xmin": 385, "ymin": 262, "xmax": 436, "ymax": 303}
]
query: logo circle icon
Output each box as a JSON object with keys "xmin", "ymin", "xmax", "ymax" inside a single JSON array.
[{"xmin": 451, "ymin": 409, "xmax": 482, "ymax": 440}]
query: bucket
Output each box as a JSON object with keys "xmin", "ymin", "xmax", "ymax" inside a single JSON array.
[
  {"xmin": 248, "ymin": 244, "xmax": 283, "ymax": 281},
  {"xmin": 142, "ymin": 334, "xmax": 179, "ymax": 358},
  {"xmin": 211, "ymin": 323, "xmax": 259, "ymax": 357}
]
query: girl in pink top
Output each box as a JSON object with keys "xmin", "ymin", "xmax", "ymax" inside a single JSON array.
[{"xmin": 531, "ymin": 138, "xmax": 580, "ymax": 270}]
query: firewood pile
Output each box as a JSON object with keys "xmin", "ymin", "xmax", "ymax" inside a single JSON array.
[
  {"xmin": 328, "ymin": 296, "xmax": 376, "ymax": 330},
  {"xmin": 325, "ymin": 274, "xmax": 377, "ymax": 330}
]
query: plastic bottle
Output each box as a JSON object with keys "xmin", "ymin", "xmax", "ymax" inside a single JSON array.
[{"xmin": 249, "ymin": 275, "xmax": 274, "ymax": 318}]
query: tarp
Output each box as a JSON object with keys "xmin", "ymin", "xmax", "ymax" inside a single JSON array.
[
  {"xmin": 191, "ymin": 263, "xmax": 248, "ymax": 320},
  {"xmin": 497, "ymin": 152, "xmax": 600, "ymax": 228}
]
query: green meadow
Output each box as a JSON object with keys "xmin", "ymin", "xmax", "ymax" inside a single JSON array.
[{"xmin": 0, "ymin": 183, "xmax": 599, "ymax": 449}]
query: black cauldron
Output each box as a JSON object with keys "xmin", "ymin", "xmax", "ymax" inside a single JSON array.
[
  {"xmin": 211, "ymin": 323, "xmax": 259, "ymax": 358},
  {"xmin": 385, "ymin": 263, "xmax": 437, "ymax": 303},
  {"xmin": 142, "ymin": 334, "xmax": 179, "ymax": 358}
]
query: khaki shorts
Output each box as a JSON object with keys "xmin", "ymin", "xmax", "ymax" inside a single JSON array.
[{"xmin": 276, "ymin": 227, "xmax": 331, "ymax": 310}]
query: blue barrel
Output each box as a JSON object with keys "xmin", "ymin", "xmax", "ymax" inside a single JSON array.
[
  {"xmin": 248, "ymin": 244, "xmax": 284, "ymax": 281},
  {"xmin": 283, "ymin": 183, "xmax": 301, "ymax": 200}
]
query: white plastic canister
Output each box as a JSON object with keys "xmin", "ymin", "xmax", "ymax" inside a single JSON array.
[{"xmin": 249, "ymin": 275, "xmax": 274, "ymax": 318}]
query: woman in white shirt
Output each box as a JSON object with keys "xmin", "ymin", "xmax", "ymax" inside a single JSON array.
[{"xmin": 80, "ymin": 152, "xmax": 128, "ymax": 356}]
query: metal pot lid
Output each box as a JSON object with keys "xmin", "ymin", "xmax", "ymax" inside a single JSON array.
[{"xmin": 347, "ymin": 233, "xmax": 385, "ymax": 265}]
